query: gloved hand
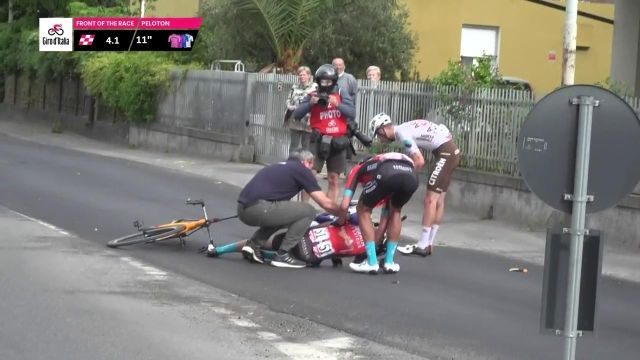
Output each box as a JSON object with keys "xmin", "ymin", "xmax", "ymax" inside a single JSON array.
[{"xmin": 347, "ymin": 120, "xmax": 373, "ymax": 147}]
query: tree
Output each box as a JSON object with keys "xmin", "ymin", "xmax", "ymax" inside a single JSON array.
[
  {"xmin": 197, "ymin": 0, "xmax": 417, "ymax": 78},
  {"xmin": 302, "ymin": 0, "xmax": 417, "ymax": 81},
  {"xmin": 199, "ymin": 0, "xmax": 330, "ymax": 73}
]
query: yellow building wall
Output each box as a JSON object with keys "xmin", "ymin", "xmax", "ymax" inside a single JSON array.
[{"xmin": 403, "ymin": 0, "xmax": 614, "ymax": 97}]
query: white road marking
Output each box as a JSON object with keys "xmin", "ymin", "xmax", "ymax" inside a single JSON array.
[
  {"xmin": 120, "ymin": 257, "xmax": 167, "ymax": 280},
  {"xmin": 210, "ymin": 307, "xmax": 233, "ymax": 315},
  {"xmin": 8, "ymin": 209, "xmax": 70, "ymax": 236},
  {"xmin": 257, "ymin": 331, "xmax": 282, "ymax": 341},
  {"xmin": 228, "ymin": 318, "xmax": 260, "ymax": 328},
  {"xmin": 309, "ymin": 336, "xmax": 354, "ymax": 350},
  {"xmin": 274, "ymin": 342, "xmax": 339, "ymax": 360}
]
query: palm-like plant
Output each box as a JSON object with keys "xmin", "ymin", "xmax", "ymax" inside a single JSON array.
[{"xmin": 231, "ymin": 0, "xmax": 332, "ymax": 73}]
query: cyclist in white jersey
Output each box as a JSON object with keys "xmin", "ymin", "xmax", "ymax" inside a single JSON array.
[{"xmin": 368, "ymin": 113, "xmax": 461, "ymax": 256}]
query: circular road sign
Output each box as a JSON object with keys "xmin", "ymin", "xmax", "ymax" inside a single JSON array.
[{"xmin": 517, "ymin": 85, "xmax": 640, "ymax": 214}]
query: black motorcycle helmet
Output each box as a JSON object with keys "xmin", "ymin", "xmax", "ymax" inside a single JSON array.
[{"xmin": 314, "ymin": 64, "xmax": 338, "ymax": 93}]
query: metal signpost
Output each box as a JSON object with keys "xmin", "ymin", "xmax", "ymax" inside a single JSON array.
[
  {"xmin": 518, "ymin": 85, "xmax": 640, "ymax": 360},
  {"xmin": 561, "ymin": 95, "xmax": 593, "ymax": 359}
]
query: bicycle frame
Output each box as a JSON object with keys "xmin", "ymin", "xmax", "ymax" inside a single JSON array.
[{"xmin": 143, "ymin": 199, "xmax": 237, "ymax": 246}]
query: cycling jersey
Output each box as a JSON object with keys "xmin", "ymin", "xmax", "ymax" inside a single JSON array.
[
  {"xmin": 394, "ymin": 119, "xmax": 453, "ymax": 155},
  {"xmin": 344, "ymin": 152, "xmax": 414, "ymax": 196},
  {"xmin": 343, "ymin": 152, "xmax": 415, "ymax": 208}
]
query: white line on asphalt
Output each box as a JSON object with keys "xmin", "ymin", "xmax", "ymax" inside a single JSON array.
[
  {"xmin": 228, "ymin": 318, "xmax": 260, "ymax": 328},
  {"xmin": 309, "ymin": 336, "xmax": 354, "ymax": 350},
  {"xmin": 210, "ymin": 307, "xmax": 233, "ymax": 315},
  {"xmin": 120, "ymin": 257, "xmax": 168, "ymax": 280},
  {"xmin": 274, "ymin": 342, "xmax": 339, "ymax": 360},
  {"xmin": 8, "ymin": 209, "xmax": 71, "ymax": 236},
  {"xmin": 257, "ymin": 331, "xmax": 282, "ymax": 341}
]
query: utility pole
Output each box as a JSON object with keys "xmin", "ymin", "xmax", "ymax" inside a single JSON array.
[
  {"xmin": 8, "ymin": 0, "xmax": 13, "ymax": 23},
  {"xmin": 141, "ymin": 0, "xmax": 146, "ymax": 18},
  {"xmin": 562, "ymin": 0, "xmax": 579, "ymax": 85}
]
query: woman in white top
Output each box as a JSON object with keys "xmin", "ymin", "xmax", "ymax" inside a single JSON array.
[{"xmin": 285, "ymin": 66, "xmax": 318, "ymax": 155}]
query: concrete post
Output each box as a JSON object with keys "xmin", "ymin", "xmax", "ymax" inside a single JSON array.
[
  {"xmin": 611, "ymin": 0, "xmax": 640, "ymax": 96},
  {"xmin": 562, "ymin": 0, "xmax": 578, "ymax": 86}
]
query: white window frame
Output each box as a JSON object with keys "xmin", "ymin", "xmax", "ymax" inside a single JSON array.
[{"xmin": 460, "ymin": 25, "xmax": 500, "ymax": 68}]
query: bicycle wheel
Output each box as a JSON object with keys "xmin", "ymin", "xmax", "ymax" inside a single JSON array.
[{"xmin": 107, "ymin": 225, "xmax": 185, "ymax": 248}]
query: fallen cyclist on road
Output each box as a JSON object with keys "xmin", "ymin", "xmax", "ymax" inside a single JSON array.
[
  {"xmin": 234, "ymin": 150, "xmax": 346, "ymax": 269},
  {"xmin": 205, "ymin": 203, "xmax": 388, "ymax": 267}
]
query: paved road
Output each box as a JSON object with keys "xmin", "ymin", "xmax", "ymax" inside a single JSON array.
[
  {"xmin": 0, "ymin": 207, "xmax": 421, "ymax": 360},
  {"xmin": 1, "ymin": 133, "xmax": 639, "ymax": 360}
]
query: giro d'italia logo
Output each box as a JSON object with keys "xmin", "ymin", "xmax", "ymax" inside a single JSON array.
[{"xmin": 39, "ymin": 18, "xmax": 73, "ymax": 52}]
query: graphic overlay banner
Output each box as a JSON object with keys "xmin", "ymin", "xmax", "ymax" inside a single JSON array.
[
  {"xmin": 39, "ymin": 18, "xmax": 73, "ymax": 52},
  {"xmin": 71, "ymin": 17, "xmax": 202, "ymax": 52}
]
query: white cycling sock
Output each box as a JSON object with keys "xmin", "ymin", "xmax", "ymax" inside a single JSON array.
[
  {"xmin": 417, "ymin": 227, "xmax": 431, "ymax": 249},
  {"xmin": 429, "ymin": 225, "xmax": 440, "ymax": 246}
]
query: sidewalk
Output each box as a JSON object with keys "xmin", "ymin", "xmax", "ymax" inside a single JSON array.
[{"xmin": 1, "ymin": 118, "xmax": 639, "ymax": 283}]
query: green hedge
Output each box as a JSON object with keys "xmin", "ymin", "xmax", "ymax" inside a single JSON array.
[{"xmin": 81, "ymin": 53, "xmax": 201, "ymax": 123}]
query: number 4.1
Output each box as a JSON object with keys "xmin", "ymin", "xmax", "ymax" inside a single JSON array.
[{"xmin": 106, "ymin": 37, "xmax": 119, "ymax": 45}]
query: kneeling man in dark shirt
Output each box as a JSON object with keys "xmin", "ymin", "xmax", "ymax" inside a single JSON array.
[{"xmin": 237, "ymin": 150, "xmax": 346, "ymax": 268}]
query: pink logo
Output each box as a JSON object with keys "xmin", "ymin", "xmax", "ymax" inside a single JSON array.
[
  {"xmin": 48, "ymin": 24, "xmax": 64, "ymax": 36},
  {"xmin": 79, "ymin": 34, "xmax": 95, "ymax": 46}
]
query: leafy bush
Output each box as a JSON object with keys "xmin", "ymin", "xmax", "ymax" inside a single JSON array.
[
  {"xmin": 595, "ymin": 77, "xmax": 633, "ymax": 98},
  {"xmin": 432, "ymin": 55, "xmax": 502, "ymax": 89},
  {"xmin": 81, "ymin": 52, "xmax": 201, "ymax": 122}
]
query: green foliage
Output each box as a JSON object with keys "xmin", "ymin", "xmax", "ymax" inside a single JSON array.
[
  {"xmin": 192, "ymin": 0, "xmax": 268, "ymax": 71},
  {"xmin": 595, "ymin": 77, "xmax": 633, "ymax": 98},
  {"xmin": 81, "ymin": 52, "xmax": 201, "ymax": 122},
  {"xmin": 0, "ymin": 1, "xmax": 132, "ymax": 79},
  {"xmin": 432, "ymin": 55, "xmax": 502, "ymax": 89},
  {"xmin": 197, "ymin": 0, "xmax": 331, "ymax": 73},
  {"xmin": 68, "ymin": 0, "xmax": 132, "ymax": 16},
  {"xmin": 1, "ymin": 1, "xmax": 203, "ymax": 123},
  {"xmin": 303, "ymin": 0, "xmax": 417, "ymax": 80},
  {"xmin": 7, "ymin": 0, "xmax": 71, "ymax": 22},
  {"xmin": 198, "ymin": 0, "xmax": 417, "ymax": 78}
]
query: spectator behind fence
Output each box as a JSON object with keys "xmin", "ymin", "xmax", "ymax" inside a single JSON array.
[
  {"xmin": 366, "ymin": 65, "xmax": 381, "ymax": 83},
  {"xmin": 332, "ymin": 58, "xmax": 358, "ymax": 104},
  {"xmin": 333, "ymin": 58, "xmax": 358, "ymax": 163},
  {"xmin": 285, "ymin": 66, "xmax": 317, "ymax": 154}
]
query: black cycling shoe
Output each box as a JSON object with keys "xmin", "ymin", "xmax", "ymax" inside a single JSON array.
[
  {"xmin": 331, "ymin": 257, "xmax": 343, "ymax": 267},
  {"xmin": 271, "ymin": 251, "xmax": 305, "ymax": 269},
  {"xmin": 352, "ymin": 253, "xmax": 367, "ymax": 264},
  {"xmin": 241, "ymin": 244, "xmax": 264, "ymax": 264}
]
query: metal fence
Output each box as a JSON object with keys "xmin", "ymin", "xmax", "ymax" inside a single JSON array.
[
  {"xmin": 354, "ymin": 81, "xmax": 535, "ymax": 175},
  {"xmin": 3, "ymin": 70, "xmax": 638, "ymax": 188},
  {"xmin": 240, "ymin": 72, "xmax": 536, "ymax": 175},
  {"xmin": 158, "ymin": 70, "xmax": 251, "ymax": 144},
  {"xmin": 248, "ymin": 73, "xmax": 298, "ymax": 164}
]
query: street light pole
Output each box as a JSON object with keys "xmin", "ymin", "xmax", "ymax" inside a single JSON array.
[
  {"xmin": 141, "ymin": 0, "xmax": 147, "ymax": 18},
  {"xmin": 562, "ymin": 0, "xmax": 578, "ymax": 86},
  {"xmin": 8, "ymin": 0, "xmax": 13, "ymax": 23}
]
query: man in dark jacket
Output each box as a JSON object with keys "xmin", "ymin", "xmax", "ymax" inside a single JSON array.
[{"xmin": 237, "ymin": 150, "xmax": 345, "ymax": 268}]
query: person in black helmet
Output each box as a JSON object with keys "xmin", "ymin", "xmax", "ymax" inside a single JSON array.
[{"xmin": 293, "ymin": 64, "xmax": 356, "ymax": 203}]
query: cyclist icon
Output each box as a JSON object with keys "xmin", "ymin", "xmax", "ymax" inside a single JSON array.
[{"xmin": 48, "ymin": 24, "xmax": 64, "ymax": 36}]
